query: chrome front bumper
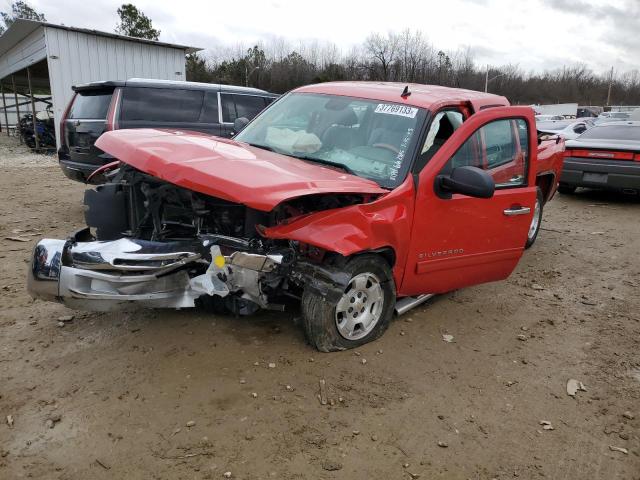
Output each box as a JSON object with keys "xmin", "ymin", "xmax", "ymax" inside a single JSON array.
[{"xmin": 27, "ymin": 235, "xmax": 281, "ymax": 311}]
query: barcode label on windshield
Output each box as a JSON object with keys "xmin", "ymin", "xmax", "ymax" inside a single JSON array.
[{"xmin": 375, "ymin": 104, "xmax": 418, "ymax": 118}]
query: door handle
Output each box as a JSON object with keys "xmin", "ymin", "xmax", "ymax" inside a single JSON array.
[{"xmin": 503, "ymin": 206, "xmax": 531, "ymax": 216}]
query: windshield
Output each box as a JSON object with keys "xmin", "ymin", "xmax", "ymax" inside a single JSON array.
[
  {"xmin": 234, "ymin": 93, "xmax": 426, "ymax": 188},
  {"xmin": 578, "ymin": 125, "xmax": 639, "ymax": 141}
]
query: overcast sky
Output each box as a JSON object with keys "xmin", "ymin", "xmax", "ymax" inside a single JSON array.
[{"xmin": 23, "ymin": 0, "xmax": 640, "ymax": 74}]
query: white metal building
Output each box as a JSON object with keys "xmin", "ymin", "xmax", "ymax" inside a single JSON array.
[{"xmin": 0, "ymin": 18, "xmax": 199, "ymax": 149}]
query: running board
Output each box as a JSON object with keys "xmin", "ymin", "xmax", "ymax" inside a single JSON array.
[{"xmin": 394, "ymin": 294, "xmax": 435, "ymax": 316}]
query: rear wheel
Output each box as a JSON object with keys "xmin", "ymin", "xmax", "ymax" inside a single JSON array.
[
  {"xmin": 558, "ymin": 184, "xmax": 576, "ymax": 194},
  {"xmin": 301, "ymin": 255, "xmax": 396, "ymax": 352},
  {"xmin": 525, "ymin": 188, "xmax": 544, "ymax": 249}
]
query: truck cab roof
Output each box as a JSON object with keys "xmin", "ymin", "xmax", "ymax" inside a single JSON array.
[{"xmin": 294, "ymin": 81, "xmax": 510, "ymax": 113}]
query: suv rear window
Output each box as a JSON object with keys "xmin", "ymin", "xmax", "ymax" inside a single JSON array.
[
  {"xmin": 120, "ymin": 87, "xmax": 205, "ymax": 123},
  {"xmin": 68, "ymin": 90, "xmax": 113, "ymax": 119}
]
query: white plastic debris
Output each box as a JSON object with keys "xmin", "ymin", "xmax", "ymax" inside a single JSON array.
[
  {"xmin": 540, "ymin": 420, "xmax": 554, "ymax": 430},
  {"xmin": 566, "ymin": 379, "xmax": 587, "ymax": 397},
  {"xmin": 609, "ymin": 445, "xmax": 628, "ymax": 455},
  {"xmin": 190, "ymin": 246, "xmax": 229, "ymax": 297}
]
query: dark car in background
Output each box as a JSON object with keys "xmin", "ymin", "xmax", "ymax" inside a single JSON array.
[
  {"xmin": 58, "ymin": 78, "xmax": 278, "ymax": 182},
  {"xmin": 559, "ymin": 121, "xmax": 640, "ymax": 194}
]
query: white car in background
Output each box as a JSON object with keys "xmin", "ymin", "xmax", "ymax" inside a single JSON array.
[
  {"xmin": 537, "ymin": 119, "xmax": 596, "ymax": 140},
  {"xmin": 595, "ymin": 112, "xmax": 630, "ymax": 124},
  {"xmin": 535, "ymin": 114, "xmax": 564, "ymax": 122}
]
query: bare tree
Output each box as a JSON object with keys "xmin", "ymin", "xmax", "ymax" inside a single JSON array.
[
  {"xmin": 364, "ymin": 32, "xmax": 399, "ymax": 81},
  {"xmin": 185, "ymin": 29, "xmax": 640, "ymax": 105}
]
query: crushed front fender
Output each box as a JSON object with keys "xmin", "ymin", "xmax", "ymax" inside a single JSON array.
[{"xmin": 262, "ymin": 176, "xmax": 416, "ymax": 286}]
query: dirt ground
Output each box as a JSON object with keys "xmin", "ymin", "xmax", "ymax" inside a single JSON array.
[{"xmin": 1, "ymin": 135, "xmax": 638, "ymax": 480}]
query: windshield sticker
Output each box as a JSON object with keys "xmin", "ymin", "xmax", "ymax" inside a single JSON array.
[{"xmin": 375, "ymin": 104, "xmax": 418, "ymax": 118}]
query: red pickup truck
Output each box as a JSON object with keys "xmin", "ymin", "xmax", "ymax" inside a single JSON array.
[{"xmin": 28, "ymin": 82, "xmax": 564, "ymax": 351}]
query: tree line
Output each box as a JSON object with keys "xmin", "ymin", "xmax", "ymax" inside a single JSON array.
[{"xmin": 187, "ymin": 30, "xmax": 640, "ymax": 107}]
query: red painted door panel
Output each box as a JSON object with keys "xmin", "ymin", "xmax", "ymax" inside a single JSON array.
[{"xmin": 399, "ymin": 106, "xmax": 537, "ymax": 296}]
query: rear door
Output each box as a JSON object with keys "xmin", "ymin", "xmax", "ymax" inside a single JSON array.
[
  {"xmin": 219, "ymin": 93, "xmax": 272, "ymax": 137},
  {"xmin": 65, "ymin": 88, "xmax": 114, "ymax": 165},
  {"xmin": 117, "ymin": 87, "xmax": 221, "ymax": 136},
  {"xmin": 400, "ymin": 106, "xmax": 537, "ymax": 296}
]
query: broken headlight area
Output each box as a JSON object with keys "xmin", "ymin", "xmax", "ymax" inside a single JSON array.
[
  {"xmin": 28, "ymin": 227, "xmax": 299, "ymax": 312},
  {"xmin": 27, "ymin": 167, "xmax": 355, "ymax": 314}
]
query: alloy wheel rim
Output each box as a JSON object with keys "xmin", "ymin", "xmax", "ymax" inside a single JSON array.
[
  {"xmin": 528, "ymin": 198, "xmax": 541, "ymax": 240},
  {"xmin": 335, "ymin": 273, "xmax": 384, "ymax": 340}
]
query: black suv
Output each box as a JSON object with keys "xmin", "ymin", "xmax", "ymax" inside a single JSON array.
[{"xmin": 58, "ymin": 78, "xmax": 278, "ymax": 182}]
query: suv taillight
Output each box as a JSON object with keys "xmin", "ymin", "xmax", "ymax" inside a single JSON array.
[
  {"xmin": 105, "ymin": 88, "xmax": 121, "ymax": 131},
  {"xmin": 60, "ymin": 92, "xmax": 76, "ymax": 148}
]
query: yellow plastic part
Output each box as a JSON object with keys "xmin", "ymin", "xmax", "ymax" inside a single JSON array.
[{"xmin": 213, "ymin": 255, "xmax": 225, "ymax": 268}]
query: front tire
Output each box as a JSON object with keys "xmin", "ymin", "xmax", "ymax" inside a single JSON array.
[
  {"xmin": 525, "ymin": 188, "xmax": 544, "ymax": 249},
  {"xmin": 301, "ymin": 255, "xmax": 396, "ymax": 352}
]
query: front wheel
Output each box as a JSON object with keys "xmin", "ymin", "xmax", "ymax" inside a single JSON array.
[
  {"xmin": 301, "ymin": 255, "xmax": 396, "ymax": 352},
  {"xmin": 525, "ymin": 188, "xmax": 544, "ymax": 249}
]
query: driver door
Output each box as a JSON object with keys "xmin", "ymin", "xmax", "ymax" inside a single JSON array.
[{"xmin": 400, "ymin": 106, "xmax": 537, "ymax": 296}]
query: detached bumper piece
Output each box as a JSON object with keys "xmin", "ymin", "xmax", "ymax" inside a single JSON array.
[
  {"xmin": 28, "ymin": 236, "xmax": 203, "ymax": 310},
  {"xmin": 27, "ymin": 233, "xmax": 282, "ymax": 312}
]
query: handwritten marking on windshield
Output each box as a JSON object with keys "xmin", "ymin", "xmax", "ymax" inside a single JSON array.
[{"xmin": 389, "ymin": 127, "xmax": 415, "ymax": 182}]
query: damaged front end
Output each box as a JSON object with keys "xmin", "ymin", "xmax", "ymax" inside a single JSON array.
[
  {"xmin": 27, "ymin": 166, "xmax": 364, "ymax": 313},
  {"xmin": 27, "ymin": 229, "xmax": 290, "ymax": 311}
]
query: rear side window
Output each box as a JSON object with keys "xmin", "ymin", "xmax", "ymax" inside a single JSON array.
[
  {"xmin": 221, "ymin": 94, "xmax": 268, "ymax": 122},
  {"xmin": 120, "ymin": 87, "xmax": 205, "ymax": 123},
  {"xmin": 68, "ymin": 91, "xmax": 113, "ymax": 119},
  {"xmin": 578, "ymin": 125, "xmax": 639, "ymax": 141},
  {"xmin": 221, "ymin": 94, "xmax": 235, "ymax": 122},
  {"xmin": 201, "ymin": 92, "xmax": 219, "ymax": 123}
]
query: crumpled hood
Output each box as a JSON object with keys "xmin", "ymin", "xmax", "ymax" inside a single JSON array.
[{"xmin": 96, "ymin": 129, "xmax": 387, "ymax": 211}]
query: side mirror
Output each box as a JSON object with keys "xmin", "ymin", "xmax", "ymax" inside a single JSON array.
[
  {"xmin": 573, "ymin": 124, "xmax": 586, "ymax": 134},
  {"xmin": 233, "ymin": 117, "xmax": 250, "ymax": 135},
  {"xmin": 435, "ymin": 166, "xmax": 495, "ymax": 199}
]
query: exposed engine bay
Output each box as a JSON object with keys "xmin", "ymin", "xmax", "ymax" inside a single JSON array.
[
  {"xmin": 29, "ymin": 165, "xmax": 370, "ymax": 314},
  {"xmin": 84, "ymin": 166, "xmax": 367, "ymax": 243}
]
